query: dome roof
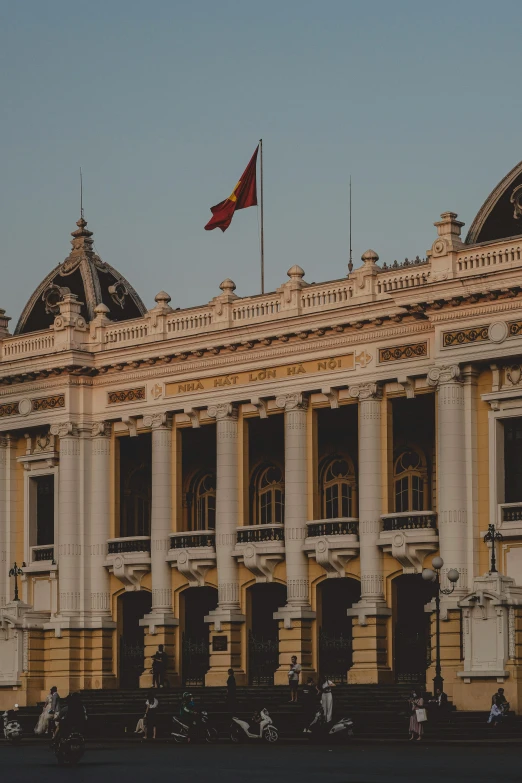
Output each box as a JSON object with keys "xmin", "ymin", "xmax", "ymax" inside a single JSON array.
[
  {"xmin": 15, "ymin": 217, "xmax": 147, "ymax": 335},
  {"xmin": 466, "ymin": 161, "xmax": 522, "ymax": 245}
]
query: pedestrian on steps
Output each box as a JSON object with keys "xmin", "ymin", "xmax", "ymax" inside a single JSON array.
[
  {"xmin": 288, "ymin": 656, "xmax": 302, "ymax": 703},
  {"xmin": 144, "ymin": 691, "xmax": 159, "ymax": 740},
  {"xmin": 226, "ymin": 668, "xmax": 237, "ymax": 713},
  {"xmin": 319, "ymin": 674, "xmax": 334, "ymax": 723},
  {"xmin": 408, "ymin": 689, "xmax": 425, "ymax": 741}
]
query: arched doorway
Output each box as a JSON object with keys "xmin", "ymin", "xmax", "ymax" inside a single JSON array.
[
  {"xmin": 181, "ymin": 587, "xmax": 218, "ymax": 686},
  {"xmin": 318, "ymin": 578, "xmax": 361, "ymax": 683},
  {"xmin": 393, "ymin": 574, "xmax": 435, "ymax": 684},
  {"xmin": 248, "ymin": 583, "xmax": 286, "ymax": 685},
  {"xmin": 119, "ymin": 591, "xmax": 151, "ymax": 689}
]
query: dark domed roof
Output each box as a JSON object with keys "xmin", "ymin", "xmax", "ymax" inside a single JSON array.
[
  {"xmin": 466, "ymin": 161, "xmax": 522, "ymax": 245},
  {"xmin": 15, "ymin": 217, "xmax": 147, "ymax": 334}
]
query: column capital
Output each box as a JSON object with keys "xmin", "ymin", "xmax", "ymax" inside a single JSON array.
[
  {"xmin": 91, "ymin": 421, "xmax": 111, "ymax": 438},
  {"xmin": 427, "ymin": 364, "xmax": 462, "ymax": 387},
  {"xmin": 275, "ymin": 392, "xmax": 308, "ymax": 411},
  {"xmin": 207, "ymin": 402, "xmax": 238, "ymax": 421},
  {"xmin": 348, "ymin": 382, "xmax": 382, "ymax": 400},
  {"xmin": 50, "ymin": 421, "xmax": 78, "ymax": 438},
  {"xmin": 142, "ymin": 412, "xmax": 172, "ymax": 430}
]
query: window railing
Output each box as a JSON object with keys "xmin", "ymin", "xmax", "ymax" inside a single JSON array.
[
  {"xmin": 306, "ymin": 518, "xmax": 359, "ymax": 537},
  {"xmin": 169, "ymin": 531, "xmax": 216, "ymax": 549},
  {"xmin": 31, "ymin": 545, "xmax": 54, "ymax": 562},
  {"xmin": 501, "ymin": 503, "xmax": 522, "ymax": 523},
  {"xmin": 107, "ymin": 536, "xmax": 151, "ymax": 554},
  {"xmin": 236, "ymin": 524, "xmax": 285, "ymax": 544},
  {"xmin": 381, "ymin": 511, "xmax": 437, "ymax": 531}
]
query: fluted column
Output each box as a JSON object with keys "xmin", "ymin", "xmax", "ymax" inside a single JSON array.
[
  {"xmin": 207, "ymin": 403, "xmax": 242, "ymax": 614},
  {"xmin": 428, "ymin": 365, "xmax": 468, "ymax": 591},
  {"xmin": 51, "ymin": 422, "xmax": 81, "ymax": 617},
  {"xmin": 143, "ymin": 413, "xmax": 175, "ymax": 620},
  {"xmin": 87, "ymin": 422, "xmax": 113, "ymax": 622},
  {"xmin": 0, "ymin": 436, "xmax": 6, "ymax": 609}
]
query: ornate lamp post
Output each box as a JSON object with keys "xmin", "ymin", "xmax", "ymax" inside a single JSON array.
[
  {"xmin": 483, "ymin": 523, "xmax": 503, "ymax": 574},
  {"xmin": 422, "ymin": 556, "xmax": 460, "ymax": 694},
  {"xmin": 8, "ymin": 562, "xmax": 24, "ymax": 602}
]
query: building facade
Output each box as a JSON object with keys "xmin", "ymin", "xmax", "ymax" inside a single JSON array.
[{"xmin": 1, "ymin": 162, "xmax": 522, "ymax": 711}]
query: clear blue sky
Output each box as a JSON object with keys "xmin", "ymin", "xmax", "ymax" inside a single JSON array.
[{"xmin": 1, "ymin": 0, "xmax": 521, "ymax": 325}]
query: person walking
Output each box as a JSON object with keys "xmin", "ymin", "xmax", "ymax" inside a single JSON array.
[
  {"xmin": 226, "ymin": 668, "xmax": 237, "ymax": 713},
  {"xmin": 319, "ymin": 674, "xmax": 334, "ymax": 723},
  {"xmin": 408, "ymin": 689, "xmax": 425, "ymax": 741},
  {"xmin": 34, "ymin": 687, "xmax": 54, "ymax": 735},
  {"xmin": 302, "ymin": 677, "xmax": 319, "ymax": 732},
  {"xmin": 144, "ymin": 691, "xmax": 159, "ymax": 740},
  {"xmin": 152, "ymin": 644, "xmax": 168, "ymax": 689},
  {"xmin": 288, "ymin": 656, "xmax": 302, "ymax": 703}
]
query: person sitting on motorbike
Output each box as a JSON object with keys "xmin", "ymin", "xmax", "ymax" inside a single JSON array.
[
  {"xmin": 54, "ymin": 693, "xmax": 87, "ymax": 744},
  {"xmin": 180, "ymin": 692, "xmax": 198, "ymax": 741},
  {"xmin": 251, "ymin": 708, "xmax": 270, "ymax": 738}
]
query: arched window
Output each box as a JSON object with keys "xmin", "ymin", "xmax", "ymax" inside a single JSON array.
[
  {"xmin": 186, "ymin": 472, "xmax": 216, "ymax": 531},
  {"xmin": 251, "ymin": 465, "xmax": 284, "ymax": 525},
  {"xmin": 394, "ymin": 447, "xmax": 427, "ymax": 512},
  {"xmin": 321, "ymin": 457, "xmax": 356, "ymax": 519}
]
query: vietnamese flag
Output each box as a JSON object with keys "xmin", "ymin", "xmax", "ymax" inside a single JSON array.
[{"xmin": 205, "ymin": 146, "xmax": 259, "ymax": 232}]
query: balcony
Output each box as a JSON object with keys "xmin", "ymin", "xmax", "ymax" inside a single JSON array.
[
  {"xmin": 233, "ymin": 524, "xmax": 285, "ymax": 583},
  {"xmin": 304, "ymin": 517, "xmax": 359, "ymax": 578},
  {"xmin": 378, "ymin": 511, "xmax": 438, "ymax": 574},
  {"xmin": 31, "ymin": 545, "xmax": 54, "ymax": 563},
  {"xmin": 104, "ymin": 536, "xmax": 151, "ymax": 590},
  {"xmin": 497, "ymin": 503, "xmax": 522, "ymax": 538},
  {"xmin": 167, "ymin": 530, "xmax": 216, "ymax": 587}
]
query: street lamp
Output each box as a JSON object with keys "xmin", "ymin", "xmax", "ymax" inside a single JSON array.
[
  {"xmin": 8, "ymin": 562, "xmax": 24, "ymax": 602},
  {"xmin": 483, "ymin": 523, "xmax": 503, "ymax": 574},
  {"xmin": 422, "ymin": 556, "xmax": 460, "ymax": 694}
]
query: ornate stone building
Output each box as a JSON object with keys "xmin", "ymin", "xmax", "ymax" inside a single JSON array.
[{"xmin": 1, "ymin": 162, "xmax": 522, "ymax": 711}]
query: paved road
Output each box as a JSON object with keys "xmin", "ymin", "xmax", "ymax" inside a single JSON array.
[{"xmin": 3, "ymin": 742, "xmax": 521, "ymax": 783}]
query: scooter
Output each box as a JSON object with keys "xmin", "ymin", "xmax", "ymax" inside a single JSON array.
[
  {"xmin": 54, "ymin": 731, "xmax": 85, "ymax": 766},
  {"xmin": 3, "ymin": 706, "xmax": 22, "ymax": 744},
  {"xmin": 303, "ymin": 707, "xmax": 354, "ymax": 743},
  {"xmin": 171, "ymin": 710, "xmax": 218, "ymax": 744},
  {"xmin": 230, "ymin": 708, "xmax": 279, "ymax": 743}
]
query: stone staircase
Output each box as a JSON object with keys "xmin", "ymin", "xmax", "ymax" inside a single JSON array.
[{"xmin": 15, "ymin": 685, "xmax": 522, "ymax": 742}]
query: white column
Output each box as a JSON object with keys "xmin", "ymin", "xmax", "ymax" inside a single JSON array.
[
  {"xmin": 276, "ymin": 393, "xmax": 312, "ymax": 610},
  {"xmin": 428, "ymin": 365, "xmax": 468, "ymax": 591},
  {"xmin": 207, "ymin": 403, "xmax": 242, "ymax": 615},
  {"xmin": 87, "ymin": 422, "xmax": 113, "ymax": 622},
  {"xmin": 349, "ymin": 383, "xmax": 387, "ymax": 608},
  {"xmin": 0, "ymin": 437, "xmax": 7, "ymax": 609},
  {"xmin": 51, "ymin": 422, "xmax": 81, "ymax": 617}
]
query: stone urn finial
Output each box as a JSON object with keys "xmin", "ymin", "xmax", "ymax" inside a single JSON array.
[
  {"xmin": 287, "ymin": 264, "xmax": 305, "ymax": 281},
  {"xmin": 154, "ymin": 291, "xmax": 172, "ymax": 306},
  {"xmin": 219, "ymin": 278, "xmax": 237, "ymax": 294},
  {"xmin": 361, "ymin": 249, "xmax": 379, "ymax": 265}
]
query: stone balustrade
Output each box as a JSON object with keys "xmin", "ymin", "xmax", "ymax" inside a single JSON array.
[
  {"xmin": 107, "ymin": 536, "xmax": 151, "ymax": 554},
  {"xmin": 306, "ymin": 519, "xmax": 359, "ymax": 538},
  {"xmin": 31, "ymin": 545, "xmax": 54, "ymax": 563},
  {"xmin": 381, "ymin": 511, "xmax": 437, "ymax": 532},
  {"xmin": 169, "ymin": 531, "xmax": 216, "ymax": 549},
  {"xmin": 236, "ymin": 524, "xmax": 285, "ymax": 544}
]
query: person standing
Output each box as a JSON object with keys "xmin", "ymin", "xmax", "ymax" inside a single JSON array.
[
  {"xmin": 302, "ymin": 677, "xmax": 319, "ymax": 732},
  {"xmin": 50, "ymin": 686, "xmax": 61, "ymax": 739},
  {"xmin": 34, "ymin": 687, "xmax": 54, "ymax": 735},
  {"xmin": 152, "ymin": 644, "xmax": 168, "ymax": 689},
  {"xmin": 428, "ymin": 687, "xmax": 448, "ymax": 724},
  {"xmin": 319, "ymin": 674, "xmax": 334, "ymax": 723},
  {"xmin": 408, "ymin": 689, "xmax": 425, "ymax": 741},
  {"xmin": 144, "ymin": 691, "xmax": 159, "ymax": 740},
  {"xmin": 288, "ymin": 656, "xmax": 302, "ymax": 703},
  {"xmin": 226, "ymin": 668, "xmax": 237, "ymax": 713}
]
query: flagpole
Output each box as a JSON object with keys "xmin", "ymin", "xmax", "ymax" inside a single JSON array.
[{"xmin": 259, "ymin": 138, "xmax": 265, "ymax": 294}]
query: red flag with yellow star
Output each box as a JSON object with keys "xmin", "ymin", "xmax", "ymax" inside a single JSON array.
[{"xmin": 205, "ymin": 146, "xmax": 259, "ymax": 232}]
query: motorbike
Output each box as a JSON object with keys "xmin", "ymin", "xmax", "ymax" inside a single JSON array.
[
  {"xmin": 230, "ymin": 708, "xmax": 279, "ymax": 743},
  {"xmin": 303, "ymin": 707, "xmax": 354, "ymax": 743},
  {"xmin": 3, "ymin": 707, "xmax": 22, "ymax": 744},
  {"xmin": 54, "ymin": 731, "xmax": 85, "ymax": 766},
  {"xmin": 171, "ymin": 710, "xmax": 218, "ymax": 744}
]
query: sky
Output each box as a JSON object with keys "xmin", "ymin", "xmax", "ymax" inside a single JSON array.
[{"xmin": 1, "ymin": 0, "xmax": 521, "ymax": 326}]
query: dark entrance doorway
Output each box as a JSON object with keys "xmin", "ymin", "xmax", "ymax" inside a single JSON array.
[
  {"xmin": 248, "ymin": 583, "xmax": 286, "ymax": 685},
  {"xmin": 318, "ymin": 578, "xmax": 360, "ymax": 683},
  {"xmin": 181, "ymin": 587, "xmax": 218, "ymax": 687},
  {"xmin": 119, "ymin": 591, "xmax": 151, "ymax": 689},
  {"xmin": 394, "ymin": 574, "xmax": 434, "ymax": 684}
]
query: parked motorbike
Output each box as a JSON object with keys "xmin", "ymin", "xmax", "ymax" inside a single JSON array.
[
  {"xmin": 304, "ymin": 707, "xmax": 354, "ymax": 743},
  {"xmin": 171, "ymin": 710, "xmax": 218, "ymax": 744},
  {"xmin": 54, "ymin": 731, "xmax": 85, "ymax": 766},
  {"xmin": 230, "ymin": 708, "xmax": 279, "ymax": 743},
  {"xmin": 3, "ymin": 706, "xmax": 22, "ymax": 744}
]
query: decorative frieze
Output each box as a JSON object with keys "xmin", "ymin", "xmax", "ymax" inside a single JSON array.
[
  {"xmin": 378, "ymin": 342, "xmax": 427, "ymax": 362},
  {"xmin": 31, "ymin": 394, "xmax": 65, "ymax": 412},
  {"xmin": 442, "ymin": 325, "xmax": 489, "ymax": 347},
  {"xmin": 107, "ymin": 387, "xmax": 146, "ymax": 404},
  {"xmin": 0, "ymin": 402, "xmax": 19, "ymax": 417},
  {"xmin": 508, "ymin": 319, "xmax": 522, "ymax": 337}
]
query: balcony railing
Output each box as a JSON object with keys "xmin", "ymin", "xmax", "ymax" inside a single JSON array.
[
  {"xmin": 236, "ymin": 524, "xmax": 285, "ymax": 544},
  {"xmin": 381, "ymin": 511, "xmax": 437, "ymax": 531},
  {"xmin": 307, "ymin": 519, "xmax": 359, "ymax": 537},
  {"xmin": 31, "ymin": 545, "xmax": 54, "ymax": 562},
  {"xmin": 107, "ymin": 536, "xmax": 151, "ymax": 554},
  {"xmin": 170, "ymin": 531, "xmax": 216, "ymax": 549},
  {"xmin": 501, "ymin": 504, "xmax": 522, "ymax": 523}
]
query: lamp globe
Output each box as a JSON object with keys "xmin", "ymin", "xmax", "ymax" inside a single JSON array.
[
  {"xmin": 432, "ymin": 556, "xmax": 444, "ymax": 570},
  {"xmin": 422, "ymin": 568, "xmax": 436, "ymax": 582},
  {"xmin": 447, "ymin": 568, "xmax": 460, "ymax": 583}
]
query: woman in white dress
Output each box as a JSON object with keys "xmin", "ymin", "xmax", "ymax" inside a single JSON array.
[
  {"xmin": 319, "ymin": 675, "xmax": 334, "ymax": 723},
  {"xmin": 34, "ymin": 688, "xmax": 53, "ymax": 735}
]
